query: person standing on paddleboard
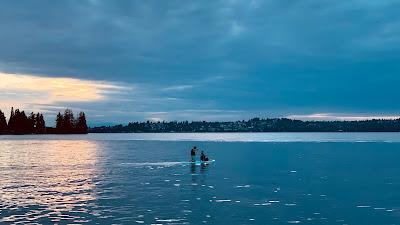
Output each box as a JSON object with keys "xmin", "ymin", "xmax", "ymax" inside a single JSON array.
[{"xmin": 190, "ymin": 146, "xmax": 198, "ymax": 162}]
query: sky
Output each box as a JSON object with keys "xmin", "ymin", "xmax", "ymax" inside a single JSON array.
[{"xmin": 0, "ymin": 0, "xmax": 400, "ymax": 126}]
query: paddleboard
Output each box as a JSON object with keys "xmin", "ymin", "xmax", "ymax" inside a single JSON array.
[{"xmin": 189, "ymin": 159, "xmax": 215, "ymax": 165}]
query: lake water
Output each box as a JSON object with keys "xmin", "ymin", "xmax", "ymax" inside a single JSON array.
[{"xmin": 1, "ymin": 133, "xmax": 400, "ymax": 224}]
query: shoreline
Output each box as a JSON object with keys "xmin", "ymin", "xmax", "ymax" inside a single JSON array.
[
  {"xmin": 1, "ymin": 131, "xmax": 400, "ymax": 136},
  {"xmin": 4, "ymin": 130, "xmax": 399, "ymax": 135}
]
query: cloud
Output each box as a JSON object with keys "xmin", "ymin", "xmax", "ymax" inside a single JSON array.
[
  {"xmin": 287, "ymin": 113, "xmax": 400, "ymax": 121},
  {"xmin": 230, "ymin": 21, "xmax": 245, "ymax": 36},
  {"xmin": 143, "ymin": 109, "xmax": 246, "ymax": 122},
  {"xmin": 0, "ymin": 1, "xmax": 400, "ymax": 124},
  {"xmin": 0, "ymin": 72, "xmax": 128, "ymax": 111},
  {"xmin": 162, "ymin": 84, "xmax": 195, "ymax": 91}
]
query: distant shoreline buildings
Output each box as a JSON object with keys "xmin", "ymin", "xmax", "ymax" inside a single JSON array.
[
  {"xmin": 90, "ymin": 117, "xmax": 400, "ymax": 133},
  {"xmin": 0, "ymin": 108, "xmax": 88, "ymax": 135},
  {"xmin": 1, "ymin": 108, "xmax": 400, "ymax": 134}
]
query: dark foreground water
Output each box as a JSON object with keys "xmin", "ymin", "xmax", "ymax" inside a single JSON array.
[{"xmin": 1, "ymin": 133, "xmax": 400, "ymax": 225}]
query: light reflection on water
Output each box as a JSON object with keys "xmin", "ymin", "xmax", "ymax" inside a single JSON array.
[
  {"xmin": 0, "ymin": 140, "xmax": 101, "ymax": 224},
  {"xmin": 1, "ymin": 136, "xmax": 400, "ymax": 224}
]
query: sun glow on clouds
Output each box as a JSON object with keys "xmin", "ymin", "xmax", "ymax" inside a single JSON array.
[{"xmin": 0, "ymin": 72, "xmax": 127, "ymax": 109}]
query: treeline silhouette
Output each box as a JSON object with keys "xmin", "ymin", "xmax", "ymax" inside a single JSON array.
[
  {"xmin": 90, "ymin": 117, "xmax": 400, "ymax": 133},
  {"xmin": 0, "ymin": 108, "xmax": 88, "ymax": 134},
  {"xmin": 54, "ymin": 109, "xmax": 88, "ymax": 134}
]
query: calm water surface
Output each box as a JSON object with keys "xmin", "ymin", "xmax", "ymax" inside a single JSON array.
[{"xmin": 1, "ymin": 133, "xmax": 400, "ymax": 224}]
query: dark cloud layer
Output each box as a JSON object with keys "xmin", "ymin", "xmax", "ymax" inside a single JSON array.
[{"xmin": 1, "ymin": 0, "xmax": 400, "ymax": 124}]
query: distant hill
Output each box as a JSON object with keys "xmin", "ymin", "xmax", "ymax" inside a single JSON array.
[{"xmin": 89, "ymin": 117, "xmax": 400, "ymax": 133}]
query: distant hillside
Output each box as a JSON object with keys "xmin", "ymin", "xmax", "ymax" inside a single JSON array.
[{"xmin": 89, "ymin": 117, "xmax": 400, "ymax": 133}]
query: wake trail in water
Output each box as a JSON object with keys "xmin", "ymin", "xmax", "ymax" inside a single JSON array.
[
  {"xmin": 120, "ymin": 160, "xmax": 215, "ymax": 167},
  {"xmin": 120, "ymin": 161, "xmax": 187, "ymax": 167}
]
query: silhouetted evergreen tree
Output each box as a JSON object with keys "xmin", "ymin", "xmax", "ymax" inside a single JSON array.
[
  {"xmin": 27, "ymin": 112, "xmax": 35, "ymax": 134},
  {"xmin": 8, "ymin": 107, "xmax": 15, "ymax": 133},
  {"xmin": 10, "ymin": 109, "xmax": 29, "ymax": 134},
  {"xmin": 0, "ymin": 107, "xmax": 89, "ymax": 135},
  {"xmin": 36, "ymin": 113, "xmax": 46, "ymax": 134},
  {"xmin": 0, "ymin": 110, "xmax": 7, "ymax": 134},
  {"xmin": 75, "ymin": 112, "xmax": 88, "ymax": 134},
  {"xmin": 55, "ymin": 112, "xmax": 63, "ymax": 133},
  {"xmin": 54, "ymin": 109, "xmax": 87, "ymax": 134},
  {"xmin": 62, "ymin": 109, "xmax": 75, "ymax": 133}
]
